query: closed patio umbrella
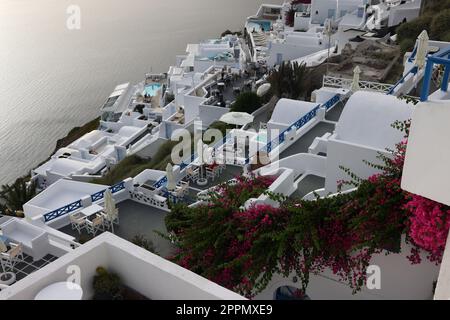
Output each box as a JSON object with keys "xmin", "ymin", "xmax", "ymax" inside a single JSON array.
[
  {"xmin": 415, "ymin": 30, "xmax": 429, "ymax": 70},
  {"xmin": 220, "ymin": 112, "xmax": 254, "ymax": 128},
  {"xmin": 350, "ymin": 66, "xmax": 361, "ymax": 92},
  {"xmin": 104, "ymin": 189, "xmax": 117, "ymax": 234},
  {"xmin": 166, "ymin": 163, "xmax": 176, "ymax": 191}
]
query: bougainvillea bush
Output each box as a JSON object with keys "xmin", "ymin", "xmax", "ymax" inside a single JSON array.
[{"xmin": 165, "ymin": 120, "xmax": 450, "ymax": 298}]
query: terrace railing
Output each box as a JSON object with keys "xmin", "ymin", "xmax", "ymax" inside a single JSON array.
[
  {"xmin": 152, "ymin": 95, "xmax": 341, "ymax": 193},
  {"xmin": 323, "ymin": 75, "xmax": 394, "ymax": 94},
  {"xmin": 43, "ymin": 181, "xmax": 126, "ymax": 223},
  {"xmin": 386, "ymin": 66, "xmax": 418, "ymax": 95},
  {"xmin": 244, "ymin": 94, "xmax": 341, "ymax": 165}
]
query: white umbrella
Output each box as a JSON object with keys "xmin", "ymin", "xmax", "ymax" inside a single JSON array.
[
  {"xmin": 257, "ymin": 83, "xmax": 271, "ymax": 97},
  {"xmin": 220, "ymin": 112, "xmax": 254, "ymax": 127},
  {"xmin": 166, "ymin": 163, "xmax": 176, "ymax": 191},
  {"xmin": 415, "ymin": 30, "xmax": 429, "ymax": 69},
  {"xmin": 196, "ymin": 139, "xmax": 206, "ymax": 179},
  {"xmin": 104, "ymin": 189, "xmax": 117, "ymax": 234},
  {"xmin": 350, "ymin": 66, "xmax": 361, "ymax": 92}
]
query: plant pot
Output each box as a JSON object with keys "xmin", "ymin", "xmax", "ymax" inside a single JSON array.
[{"xmin": 0, "ymin": 272, "xmax": 16, "ymax": 286}]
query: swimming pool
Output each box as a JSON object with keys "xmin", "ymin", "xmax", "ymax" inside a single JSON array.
[
  {"xmin": 144, "ymin": 83, "xmax": 162, "ymax": 97},
  {"xmin": 256, "ymin": 132, "xmax": 268, "ymax": 143},
  {"xmin": 247, "ymin": 20, "xmax": 272, "ymax": 32}
]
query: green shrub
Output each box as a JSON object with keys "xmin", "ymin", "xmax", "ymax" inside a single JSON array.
[
  {"xmin": 230, "ymin": 91, "xmax": 262, "ymax": 114},
  {"xmin": 430, "ymin": 9, "xmax": 450, "ymax": 39},
  {"xmin": 396, "ymin": 15, "xmax": 432, "ymax": 49},
  {"xmin": 131, "ymin": 234, "xmax": 156, "ymax": 253},
  {"xmin": 399, "ymin": 38, "xmax": 416, "ymax": 54},
  {"xmin": 93, "ymin": 266, "xmax": 123, "ymax": 300},
  {"xmin": 207, "ymin": 121, "xmax": 234, "ymax": 138}
]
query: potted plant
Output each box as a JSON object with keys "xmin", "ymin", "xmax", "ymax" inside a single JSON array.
[
  {"xmin": 92, "ymin": 266, "xmax": 123, "ymax": 300},
  {"xmin": 0, "ymin": 272, "xmax": 16, "ymax": 286}
]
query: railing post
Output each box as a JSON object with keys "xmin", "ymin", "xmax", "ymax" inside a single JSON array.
[
  {"xmin": 441, "ymin": 65, "xmax": 450, "ymax": 92},
  {"xmin": 421, "ymin": 60, "xmax": 434, "ymax": 101}
]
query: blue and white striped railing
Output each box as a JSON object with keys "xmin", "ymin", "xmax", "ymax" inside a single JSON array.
[
  {"xmin": 245, "ymin": 94, "xmax": 341, "ymax": 164},
  {"xmin": 387, "ymin": 66, "xmax": 419, "ymax": 95},
  {"xmin": 43, "ymin": 181, "xmax": 126, "ymax": 223}
]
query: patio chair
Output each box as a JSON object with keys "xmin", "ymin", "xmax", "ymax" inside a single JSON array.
[
  {"xmin": 85, "ymin": 215, "xmax": 105, "ymax": 236},
  {"xmin": 0, "ymin": 242, "xmax": 24, "ymax": 271},
  {"xmin": 0, "ymin": 240, "xmax": 7, "ymax": 254},
  {"xmin": 178, "ymin": 181, "xmax": 190, "ymax": 196},
  {"xmin": 206, "ymin": 168, "xmax": 216, "ymax": 181},
  {"xmin": 186, "ymin": 166, "xmax": 199, "ymax": 182},
  {"xmin": 69, "ymin": 213, "xmax": 86, "ymax": 234}
]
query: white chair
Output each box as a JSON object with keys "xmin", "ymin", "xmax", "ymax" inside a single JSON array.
[
  {"xmin": 178, "ymin": 181, "xmax": 190, "ymax": 196},
  {"xmin": 99, "ymin": 209, "xmax": 119, "ymax": 228},
  {"xmin": 69, "ymin": 213, "xmax": 86, "ymax": 234},
  {"xmin": 1, "ymin": 242, "xmax": 24, "ymax": 271},
  {"xmin": 186, "ymin": 166, "xmax": 199, "ymax": 182},
  {"xmin": 85, "ymin": 215, "xmax": 105, "ymax": 236},
  {"xmin": 0, "ymin": 240, "xmax": 7, "ymax": 254}
]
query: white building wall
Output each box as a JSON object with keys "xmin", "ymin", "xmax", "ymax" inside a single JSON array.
[
  {"xmin": 324, "ymin": 137, "xmax": 388, "ymax": 193},
  {"xmin": 0, "ymin": 233, "xmax": 245, "ymax": 300},
  {"xmin": 255, "ymin": 237, "xmax": 439, "ymax": 300}
]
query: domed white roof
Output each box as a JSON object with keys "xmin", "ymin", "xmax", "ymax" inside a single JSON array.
[
  {"xmin": 269, "ymin": 99, "xmax": 318, "ymax": 125},
  {"xmin": 335, "ymin": 91, "xmax": 414, "ymax": 149}
]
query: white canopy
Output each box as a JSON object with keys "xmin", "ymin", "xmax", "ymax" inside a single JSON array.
[
  {"xmin": 166, "ymin": 163, "xmax": 176, "ymax": 191},
  {"xmin": 220, "ymin": 112, "xmax": 254, "ymax": 127}
]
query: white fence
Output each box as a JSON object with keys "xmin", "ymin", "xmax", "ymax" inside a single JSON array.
[{"xmin": 323, "ymin": 75, "xmax": 394, "ymax": 94}]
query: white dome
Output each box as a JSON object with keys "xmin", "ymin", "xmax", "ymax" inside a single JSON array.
[{"xmin": 335, "ymin": 91, "xmax": 414, "ymax": 149}]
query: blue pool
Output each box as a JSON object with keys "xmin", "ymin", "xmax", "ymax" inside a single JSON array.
[
  {"xmin": 247, "ymin": 20, "xmax": 272, "ymax": 32},
  {"xmin": 144, "ymin": 83, "xmax": 162, "ymax": 97}
]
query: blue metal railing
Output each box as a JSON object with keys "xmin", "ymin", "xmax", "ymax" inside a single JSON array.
[
  {"xmin": 245, "ymin": 94, "xmax": 340, "ymax": 164},
  {"xmin": 408, "ymin": 45, "xmax": 418, "ymax": 63},
  {"xmin": 421, "ymin": 45, "xmax": 450, "ymax": 101},
  {"xmin": 386, "ymin": 66, "xmax": 418, "ymax": 95},
  {"xmin": 152, "ymin": 94, "xmax": 341, "ymax": 190},
  {"xmin": 43, "ymin": 181, "xmax": 126, "ymax": 223}
]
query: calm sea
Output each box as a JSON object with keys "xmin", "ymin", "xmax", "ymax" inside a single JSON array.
[{"xmin": 0, "ymin": 0, "xmax": 280, "ymax": 185}]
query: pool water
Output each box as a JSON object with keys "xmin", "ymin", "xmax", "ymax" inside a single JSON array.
[
  {"xmin": 256, "ymin": 132, "xmax": 267, "ymax": 143},
  {"xmin": 144, "ymin": 83, "xmax": 162, "ymax": 97},
  {"xmin": 247, "ymin": 20, "xmax": 272, "ymax": 32}
]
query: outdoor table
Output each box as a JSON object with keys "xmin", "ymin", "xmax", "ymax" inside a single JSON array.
[
  {"xmin": 34, "ymin": 281, "xmax": 83, "ymax": 300},
  {"xmin": 80, "ymin": 203, "xmax": 104, "ymax": 218}
]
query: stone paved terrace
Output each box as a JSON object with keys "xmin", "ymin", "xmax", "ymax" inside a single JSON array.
[
  {"xmin": 3, "ymin": 253, "xmax": 58, "ymax": 282},
  {"xmin": 187, "ymin": 165, "xmax": 243, "ymax": 192},
  {"xmin": 325, "ymin": 102, "xmax": 345, "ymax": 122},
  {"xmin": 59, "ymin": 200, "xmax": 174, "ymax": 258},
  {"xmin": 280, "ymin": 122, "xmax": 336, "ymax": 159}
]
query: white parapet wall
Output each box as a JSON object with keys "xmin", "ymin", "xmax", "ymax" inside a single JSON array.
[{"xmin": 0, "ymin": 233, "xmax": 245, "ymax": 300}]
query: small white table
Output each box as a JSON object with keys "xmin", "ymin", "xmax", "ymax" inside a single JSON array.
[
  {"xmin": 80, "ymin": 204, "xmax": 104, "ymax": 218},
  {"xmin": 34, "ymin": 282, "xmax": 83, "ymax": 300}
]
